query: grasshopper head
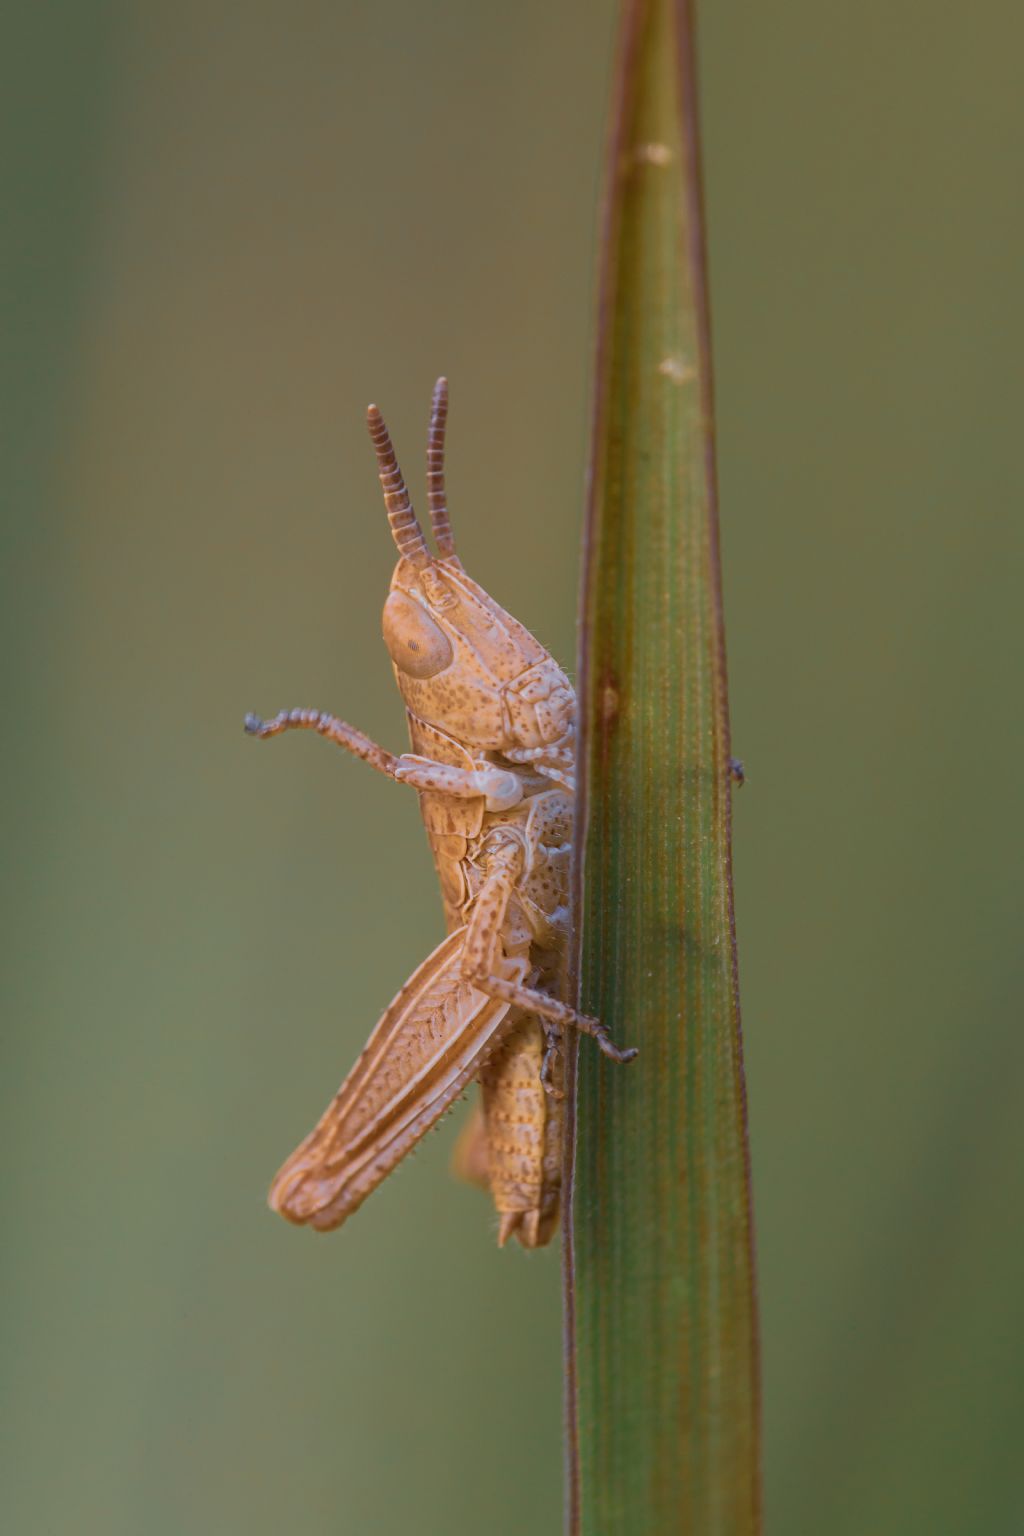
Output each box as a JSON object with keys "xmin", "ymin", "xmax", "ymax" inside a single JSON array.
[{"xmin": 368, "ymin": 381, "xmax": 574, "ymax": 757}]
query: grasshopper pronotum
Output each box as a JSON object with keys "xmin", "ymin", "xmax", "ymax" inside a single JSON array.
[{"xmin": 247, "ymin": 380, "xmax": 636, "ymax": 1248}]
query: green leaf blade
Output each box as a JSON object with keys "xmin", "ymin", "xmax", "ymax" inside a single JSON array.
[{"xmin": 565, "ymin": 3, "xmax": 760, "ymax": 1531}]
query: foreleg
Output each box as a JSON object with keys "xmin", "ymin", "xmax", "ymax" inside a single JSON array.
[
  {"xmin": 245, "ymin": 709, "xmax": 399, "ymax": 778},
  {"xmin": 393, "ymin": 755, "xmax": 522, "ymax": 811},
  {"xmin": 245, "ymin": 710, "xmax": 521, "ymax": 810}
]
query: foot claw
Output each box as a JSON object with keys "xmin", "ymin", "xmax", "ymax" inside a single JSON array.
[
  {"xmin": 576, "ymin": 1012, "xmax": 637, "ymax": 1065},
  {"xmin": 594, "ymin": 1028, "xmax": 638, "ymax": 1066}
]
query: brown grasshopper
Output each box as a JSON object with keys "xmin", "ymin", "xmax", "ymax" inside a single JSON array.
[{"xmin": 246, "ymin": 379, "xmax": 636, "ymax": 1248}]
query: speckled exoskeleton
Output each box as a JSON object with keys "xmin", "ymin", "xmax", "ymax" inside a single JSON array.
[{"xmin": 246, "ymin": 380, "xmax": 636, "ymax": 1247}]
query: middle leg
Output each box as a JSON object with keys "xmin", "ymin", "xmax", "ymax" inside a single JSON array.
[{"xmin": 460, "ymin": 841, "xmax": 637, "ymax": 1067}]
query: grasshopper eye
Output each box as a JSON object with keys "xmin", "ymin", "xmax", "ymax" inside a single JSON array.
[{"xmin": 382, "ymin": 590, "xmax": 453, "ymax": 678}]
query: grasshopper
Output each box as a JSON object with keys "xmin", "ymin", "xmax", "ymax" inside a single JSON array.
[{"xmin": 246, "ymin": 379, "xmax": 636, "ymax": 1248}]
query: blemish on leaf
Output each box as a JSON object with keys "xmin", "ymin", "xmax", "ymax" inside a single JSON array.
[
  {"xmin": 600, "ymin": 678, "xmax": 620, "ymax": 726},
  {"xmin": 634, "ymin": 141, "xmax": 673, "ymax": 166},
  {"xmin": 658, "ymin": 355, "xmax": 696, "ymax": 385}
]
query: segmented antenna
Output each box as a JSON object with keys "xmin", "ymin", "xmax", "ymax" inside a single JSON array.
[
  {"xmin": 426, "ymin": 376, "xmax": 456, "ymax": 558},
  {"xmin": 367, "ymin": 403, "xmax": 430, "ymax": 568}
]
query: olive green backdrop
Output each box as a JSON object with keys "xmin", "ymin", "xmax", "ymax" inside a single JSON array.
[{"xmin": 3, "ymin": 3, "xmax": 1022, "ymax": 1533}]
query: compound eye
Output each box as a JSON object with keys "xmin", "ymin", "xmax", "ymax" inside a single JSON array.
[{"xmin": 382, "ymin": 590, "xmax": 453, "ymax": 679}]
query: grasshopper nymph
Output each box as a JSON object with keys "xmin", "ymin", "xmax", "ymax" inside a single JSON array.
[{"xmin": 247, "ymin": 379, "xmax": 636, "ymax": 1247}]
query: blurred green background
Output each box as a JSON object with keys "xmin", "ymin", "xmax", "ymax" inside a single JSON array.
[{"xmin": 3, "ymin": 2, "xmax": 1022, "ymax": 1533}]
